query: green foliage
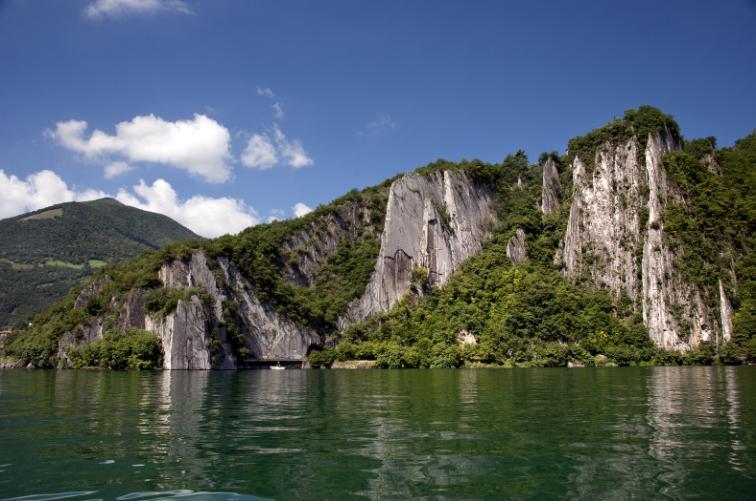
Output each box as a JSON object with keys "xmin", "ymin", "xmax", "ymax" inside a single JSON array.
[
  {"xmin": 68, "ymin": 329, "xmax": 163, "ymax": 370},
  {"xmin": 566, "ymin": 106, "xmax": 681, "ymax": 172},
  {"xmin": 144, "ymin": 288, "xmax": 188, "ymax": 316},
  {"xmin": 307, "ymin": 347, "xmax": 336, "ymax": 368},
  {"xmin": 0, "ymin": 198, "xmax": 198, "ymax": 328},
  {"xmin": 203, "ymin": 183, "xmax": 391, "ymax": 331}
]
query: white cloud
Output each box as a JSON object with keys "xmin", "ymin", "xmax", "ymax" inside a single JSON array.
[
  {"xmin": 104, "ymin": 161, "xmax": 132, "ymax": 179},
  {"xmin": 241, "ymin": 125, "xmax": 313, "ymax": 170},
  {"xmin": 84, "ymin": 0, "xmax": 192, "ymax": 19},
  {"xmin": 273, "ymin": 125, "xmax": 313, "ymax": 168},
  {"xmin": 116, "ymin": 179, "xmax": 259, "ymax": 237},
  {"xmin": 241, "ymin": 134, "xmax": 278, "ymax": 170},
  {"xmin": 292, "ymin": 202, "xmax": 313, "ymax": 218},
  {"xmin": 357, "ymin": 114, "xmax": 398, "ymax": 137},
  {"xmin": 0, "ymin": 168, "xmax": 260, "ymax": 237},
  {"xmin": 272, "ymin": 102, "xmax": 285, "ymax": 121},
  {"xmin": 256, "ymin": 86, "xmax": 275, "ymax": 98},
  {"xmin": 48, "ymin": 114, "xmax": 232, "ymax": 183},
  {"xmin": 0, "ymin": 169, "xmax": 107, "ymax": 220}
]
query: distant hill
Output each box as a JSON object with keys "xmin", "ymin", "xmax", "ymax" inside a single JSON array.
[{"xmin": 0, "ymin": 198, "xmax": 200, "ymax": 328}]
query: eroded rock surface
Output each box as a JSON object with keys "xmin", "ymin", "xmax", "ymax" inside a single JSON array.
[
  {"xmin": 556, "ymin": 132, "xmax": 728, "ymax": 350},
  {"xmin": 342, "ymin": 170, "xmax": 496, "ymax": 324},
  {"xmin": 506, "ymin": 228, "xmax": 527, "ymax": 264},
  {"xmin": 540, "ymin": 157, "xmax": 561, "ymax": 215}
]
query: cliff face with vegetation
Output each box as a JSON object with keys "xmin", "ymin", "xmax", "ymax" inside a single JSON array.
[
  {"xmin": 342, "ymin": 170, "xmax": 496, "ymax": 325},
  {"xmin": 3, "ymin": 107, "xmax": 753, "ymax": 369},
  {"xmin": 554, "ymin": 130, "xmax": 728, "ymax": 350}
]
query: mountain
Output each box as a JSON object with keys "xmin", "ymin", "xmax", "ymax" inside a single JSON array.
[
  {"xmin": 2, "ymin": 107, "xmax": 754, "ymax": 370},
  {"xmin": 0, "ymin": 198, "xmax": 200, "ymax": 329}
]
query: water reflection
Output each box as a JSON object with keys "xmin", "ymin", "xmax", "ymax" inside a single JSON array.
[
  {"xmin": 0, "ymin": 368, "xmax": 754, "ymax": 500},
  {"xmin": 646, "ymin": 367, "xmax": 749, "ymax": 498}
]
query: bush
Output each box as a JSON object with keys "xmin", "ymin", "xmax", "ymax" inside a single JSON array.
[{"xmin": 69, "ymin": 329, "xmax": 163, "ymax": 369}]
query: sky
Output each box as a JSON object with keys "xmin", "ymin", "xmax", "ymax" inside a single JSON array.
[{"xmin": 0, "ymin": 0, "xmax": 754, "ymax": 237}]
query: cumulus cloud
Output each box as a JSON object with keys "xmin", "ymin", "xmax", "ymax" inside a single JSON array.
[
  {"xmin": 48, "ymin": 114, "xmax": 232, "ymax": 183},
  {"xmin": 357, "ymin": 114, "xmax": 397, "ymax": 137},
  {"xmin": 273, "ymin": 125, "xmax": 313, "ymax": 168},
  {"xmin": 104, "ymin": 161, "xmax": 132, "ymax": 179},
  {"xmin": 241, "ymin": 134, "xmax": 278, "ymax": 170},
  {"xmin": 0, "ymin": 168, "xmax": 261, "ymax": 237},
  {"xmin": 292, "ymin": 202, "xmax": 313, "ymax": 218},
  {"xmin": 84, "ymin": 0, "xmax": 192, "ymax": 19},
  {"xmin": 241, "ymin": 125, "xmax": 313, "ymax": 170},
  {"xmin": 116, "ymin": 179, "xmax": 260, "ymax": 237},
  {"xmin": 0, "ymin": 169, "xmax": 107, "ymax": 220}
]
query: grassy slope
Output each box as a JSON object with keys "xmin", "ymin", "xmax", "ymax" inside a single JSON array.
[{"xmin": 0, "ymin": 198, "xmax": 199, "ymax": 328}]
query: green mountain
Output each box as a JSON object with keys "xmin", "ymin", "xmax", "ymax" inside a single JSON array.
[
  {"xmin": 0, "ymin": 198, "xmax": 200, "ymax": 328},
  {"xmin": 3, "ymin": 107, "xmax": 754, "ymax": 370}
]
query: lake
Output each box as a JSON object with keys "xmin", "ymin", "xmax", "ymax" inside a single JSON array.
[{"xmin": 1, "ymin": 367, "xmax": 754, "ymax": 500}]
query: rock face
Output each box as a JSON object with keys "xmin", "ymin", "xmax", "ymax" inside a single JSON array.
[
  {"xmin": 216, "ymin": 257, "xmax": 320, "ymax": 361},
  {"xmin": 141, "ymin": 252, "xmax": 320, "ymax": 369},
  {"xmin": 281, "ymin": 200, "xmax": 377, "ymax": 287},
  {"xmin": 342, "ymin": 170, "xmax": 496, "ymax": 324},
  {"xmin": 557, "ymin": 133, "xmax": 729, "ymax": 350},
  {"xmin": 719, "ymin": 280, "xmax": 733, "ymax": 343},
  {"xmin": 540, "ymin": 157, "xmax": 561, "ymax": 215},
  {"xmin": 145, "ymin": 296, "xmax": 214, "ymax": 370},
  {"xmin": 73, "ymin": 276, "xmax": 112, "ymax": 309},
  {"xmin": 506, "ymin": 228, "xmax": 527, "ymax": 264}
]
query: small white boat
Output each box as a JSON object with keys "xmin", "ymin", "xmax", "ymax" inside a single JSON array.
[{"xmin": 270, "ymin": 362, "xmax": 285, "ymax": 370}]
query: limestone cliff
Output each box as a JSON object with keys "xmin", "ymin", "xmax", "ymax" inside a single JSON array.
[
  {"xmin": 281, "ymin": 200, "xmax": 379, "ymax": 287},
  {"xmin": 556, "ymin": 132, "xmax": 731, "ymax": 350},
  {"xmin": 506, "ymin": 229, "xmax": 527, "ymax": 264},
  {"xmin": 540, "ymin": 157, "xmax": 561, "ymax": 215},
  {"xmin": 341, "ymin": 170, "xmax": 496, "ymax": 324}
]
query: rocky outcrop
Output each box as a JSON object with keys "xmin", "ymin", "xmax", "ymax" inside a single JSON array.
[
  {"xmin": 719, "ymin": 280, "xmax": 733, "ymax": 343},
  {"xmin": 73, "ymin": 276, "xmax": 112, "ymax": 309},
  {"xmin": 342, "ymin": 170, "xmax": 496, "ymax": 324},
  {"xmin": 145, "ymin": 296, "xmax": 214, "ymax": 370},
  {"xmin": 88, "ymin": 250, "xmax": 321, "ymax": 369},
  {"xmin": 506, "ymin": 228, "xmax": 527, "ymax": 264},
  {"xmin": 281, "ymin": 201, "xmax": 378, "ymax": 287},
  {"xmin": 557, "ymin": 132, "xmax": 729, "ymax": 350},
  {"xmin": 217, "ymin": 257, "xmax": 320, "ymax": 361},
  {"xmin": 56, "ymin": 317, "xmax": 104, "ymax": 367},
  {"xmin": 540, "ymin": 157, "xmax": 561, "ymax": 214},
  {"xmin": 556, "ymin": 138, "xmax": 646, "ymax": 298},
  {"xmin": 118, "ymin": 291, "xmax": 145, "ymax": 331}
]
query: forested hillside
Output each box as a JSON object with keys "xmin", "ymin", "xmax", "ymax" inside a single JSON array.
[
  {"xmin": 0, "ymin": 198, "xmax": 199, "ymax": 328},
  {"xmin": 2, "ymin": 107, "xmax": 753, "ymax": 370}
]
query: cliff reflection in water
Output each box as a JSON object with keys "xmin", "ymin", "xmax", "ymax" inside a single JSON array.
[{"xmin": 0, "ymin": 368, "xmax": 754, "ymax": 500}]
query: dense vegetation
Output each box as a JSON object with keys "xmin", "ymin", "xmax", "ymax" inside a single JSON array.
[
  {"xmin": 2, "ymin": 182, "xmax": 393, "ymax": 367},
  {"xmin": 566, "ymin": 106, "xmax": 681, "ymax": 172},
  {"xmin": 3, "ymin": 106, "xmax": 752, "ymax": 370},
  {"xmin": 0, "ymin": 198, "xmax": 199, "ymax": 328},
  {"xmin": 205, "ymin": 183, "xmax": 392, "ymax": 331},
  {"xmin": 314, "ymin": 150, "xmax": 668, "ymax": 368},
  {"xmin": 664, "ymin": 133, "xmax": 756, "ymax": 359},
  {"xmin": 311, "ymin": 109, "xmax": 753, "ymax": 369}
]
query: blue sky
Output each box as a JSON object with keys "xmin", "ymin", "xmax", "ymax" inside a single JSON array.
[{"xmin": 0, "ymin": 0, "xmax": 754, "ymax": 236}]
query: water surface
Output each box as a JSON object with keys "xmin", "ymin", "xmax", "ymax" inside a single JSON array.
[{"xmin": 1, "ymin": 367, "xmax": 754, "ymax": 499}]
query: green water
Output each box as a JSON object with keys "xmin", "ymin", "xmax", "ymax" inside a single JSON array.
[{"xmin": 1, "ymin": 367, "xmax": 755, "ymax": 500}]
